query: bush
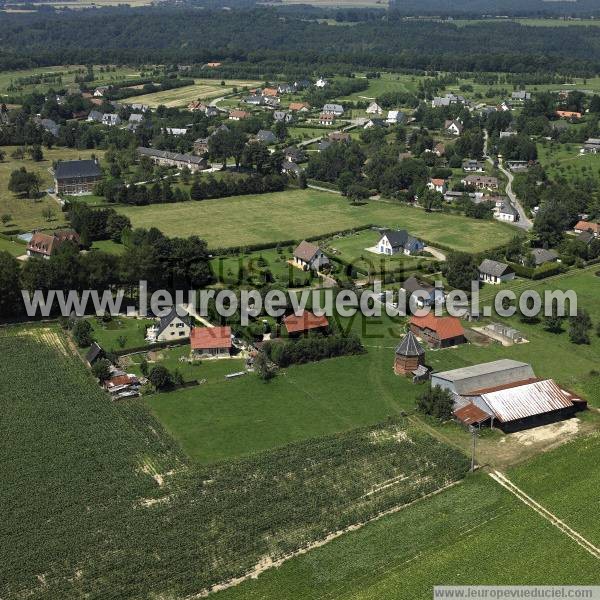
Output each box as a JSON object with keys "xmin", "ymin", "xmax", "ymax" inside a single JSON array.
[{"xmin": 72, "ymin": 320, "xmax": 93, "ymax": 347}]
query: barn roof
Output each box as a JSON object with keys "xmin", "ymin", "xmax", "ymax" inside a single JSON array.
[
  {"xmin": 478, "ymin": 379, "xmax": 580, "ymax": 423},
  {"xmin": 284, "ymin": 311, "xmax": 329, "ymax": 334},
  {"xmin": 454, "ymin": 403, "xmax": 491, "ymax": 426},
  {"xmin": 410, "ymin": 313, "xmax": 465, "ymax": 341}
]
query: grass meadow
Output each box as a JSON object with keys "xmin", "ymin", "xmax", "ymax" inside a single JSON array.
[
  {"xmin": 115, "ymin": 189, "xmax": 518, "ymax": 251},
  {"xmin": 0, "ymin": 146, "xmax": 104, "ymax": 232}
]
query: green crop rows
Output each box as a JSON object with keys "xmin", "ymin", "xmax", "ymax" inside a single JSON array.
[{"xmin": 0, "ymin": 326, "xmax": 469, "ymax": 599}]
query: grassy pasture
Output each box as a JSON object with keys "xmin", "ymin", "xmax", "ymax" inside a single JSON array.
[
  {"xmin": 537, "ymin": 141, "xmax": 600, "ymax": 182},
  {"xmin": 0, "ymin": 235, "xmax": 26, "ymax": 256},
  {"xmin": 122, "ymin": 78, "xmax": 262, "ymax": 108},
  {"xmin": 115, "ymin": 189, "xmax": 518, "ymax": 252},
  {"xmin": 0, "ymin": 146, "xmax": 104, "ymax": 232}
]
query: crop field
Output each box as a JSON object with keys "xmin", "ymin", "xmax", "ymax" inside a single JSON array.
[
  {"xmin": 116, "ymin": 189, "xmax": 518, "ymax": 252},
  {"xmin": 0, "ymin": 146, "xmax": 105, "ymax": 232},
  {"xmin": 215, "ymin": 469, "xmax": 600, "ymax": 600},
  {"xmin": 122, "ymin": 78, "xmax": 262, "ymax": 108},
  {"xmin": 0, "ymin": 65, "xmax": 142, "ymax": 97},
  {"xmin": 0, "ymin": 329, "xmax": 469, "ymax": 598}
]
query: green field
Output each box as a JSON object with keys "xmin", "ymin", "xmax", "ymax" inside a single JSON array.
[
  {"xmin": 116, "ymin": 189, "xmax": 519, "ymax": 252},
  {"xmin": 90, "ymin": 239, "xmax": 126, "ymax": 255},
  {"xmin": 537, "ymin": 141, "xmax": 600, "ymax": 182},
  {"xmin": 0, "ymin": 146, "xmax": 104, "ymax": 232},
  {"xmin": 122, "ymin": 78, "xmax": 262, "ymax": 108},
  {"xmin": 215, "ymin": 467, "xmax": 600, "ymax": 600},
  {"xmin": 336, "ymin": 72, "xmax": 421, "ymax": 102},
  {"xmin": 452, "ymin": 17, "xmax": 600, "ymax": 28},
  {"xmin": 1, "ymin": 327, "xmax": 470, "ymax": 597},
  {"xmin": 0, "ymin": 235, "xmax": 26, "ymax": 256},
  {"xmin": 86, "ymin": 315, "xmax": 156, "ymax": 352}
]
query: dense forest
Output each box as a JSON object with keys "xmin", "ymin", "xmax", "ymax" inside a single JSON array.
[{"xmin": 2, "ymin": 8, "xmax": 600, "ymax": 75}]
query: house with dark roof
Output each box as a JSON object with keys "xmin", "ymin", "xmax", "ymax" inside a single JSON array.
[
  {"xmin": 376, "ymin": 230, "xmax": 425, "ymax": 256},
  {"xmin": 137, "ymin": 147, "xmax": 208, "ymax": 172},
  {"xmin": 292, "ymin": 240, "xmax": 329, "ymax": 271},
  {"xmin": 27, "ymin": 229, "xmax": 80, "ymax": 259},
  {"xmin": 401, "ymin": 276, "xmax": 444, "ymax": 308},
  {"xmin": 156, "ymin": 308, "xmax": 193, "ymax": 342},
  {"xmin": 528, "ymin": 248, "xmax": 559, "ymax": 267},
  {"xmin": 322, "ymin": 104, "xmax": 344, "ymax": 116},
  {"xmin": 283, "ymin": 146, "xmax": 306, "ymax": 163},
  {"xmin": 478, "ymin": 259, "xmax": 515, "ymax": 284},
  {"xmin": 255, "ymin": 130, "xmax": 277, "ymax": 144},
  {"xmin": 445, "ymin": 119, "xmax": 464, "ymax": 136},
  {"xmin": 283, "ymin": 311, "xmax": 329, "ymax": 337},
  {"xmin": 54, "ymin": 159, "xmax": 102, "ymax": 195},
  {"xmin": 86, "ymin": 342, "xmax": 105, "ymax": 365},
  {"xmin": 410, "ymin": 314, "xmax": 466, "ymax": 349},
  {"xmin": 282, "ymin": 160, "xmax": 301, "ymax": 176},
  {"xmin": 273, "ymin": 110, "xmax": 292, "ymax": 123}
]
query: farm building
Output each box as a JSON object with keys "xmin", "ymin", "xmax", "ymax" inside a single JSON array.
[
  {"xmin": 376, "ymin": 229, "xmax": 424, "ymax": 256},
  {"xmin": 191, "ymin": 326, "xmax": 232, "ymax": 358},
  {"xmin": 283, "ymin": 311, "xmax": 329, "ymax": 337},
  {"xmin": 409, "ymin": 314, "xmax": 466, "ymax": 349},
  {"xmin": 137, "ymin": 147, "xmax": 208, "ymax": 172},
  {"xmin": 292, "ymin": 240, "xmax": 329, "ymax": 271},
  {"xmin": 27, "ymin": 230, "xmax": 80, "ymax": 259},
  {"xmin": 483, "ymin": 322, "xmax": 524, "ymax": 344},
  {"xmin": 478, "ymin": 259, "xmax": 515, "ymax": 285},
  {"xmin": 394, "ymin": 331, "xmax": 427, "ymax": 378},
  {"xmin": 431, "ymin": 359, "xmax": 535, "ymax": 395},
  {"xmin": 54, "ymin": 159, "xmax": 102, "ymax": 195},
  {"xmin": 455, "ymin": 378, "xmax": 587, "ymax": 433}
]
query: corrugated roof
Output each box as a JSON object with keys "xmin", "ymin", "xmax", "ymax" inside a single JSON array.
[
  {"xmin": 434, "ymin": 359, "xmax": 532, "ymax": 383},
  {"xmin": 454, "ymin": 403, "xmax": 491, "ymax": 425},
  {"xmin": 480, "ymin": 379, "xmax": 578, "ymax": 423}
]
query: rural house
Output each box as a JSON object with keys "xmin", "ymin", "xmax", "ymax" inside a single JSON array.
[
  {"xmin": 319, "ymin": 113, "xmax": 335, "ymax": 126},
  {"xmin": 54, "ymin": 159, "xmax": 102, "ymax": 195},
  {"xmin": 376, "ymin": 229, "xmax": 425, "ymax": 256},
  {"xmin": 255, "ymin": 130, "xmax": 277, "ymax": 144},
  {"xmin": 229, "ymin": 110, "xmax": 250, "ymax": 121},
  {"xmin": 409, "ymin": 314, "xmax": 466, "ymax": 349},
  {"xmin": 445, "ymin": 119, "xmax": 464, "ymax": 136},
  {"xmin": 478, "ymin": 259, "xmax": 515, "ymax": 284},
  {"xmin": 511, "ymin": 90, "xmax": 531, "ymax": 101},
  {"xmin": 322, "ymin": 104, "xmax": 344, "ymax": 116},
  {"xmin": 574, "ymin": 220, "xmax": 600, "ymax": 237},
  {"xmin": 289, "ymin": 102, "xmax": 310, "ymax": 112},
  {"xmin": 428, "ymin": 178, "xmax": 447, "ymax": 194},
  {"xmin": 292, "ymin": 240, "xmax": 330, "ymax": 271},
  {"xmin": 283, "ymin": 311, "xmax": 329, "ymax": 337},
  {"xmin": 191, "ymin": 326, "xmax": 232, "ymax": 358},
  {"xmin": 273, "ymin": 110, "xmax": 293, "ymax": 123},
  {"xmin": 27, "ymin": 230, "xmax": 80, "ymax": 259},
  {"xmin": 154, "ymin": 308, "xmax": 193, "ymax": 342},
  {"xmin": 401, "ymin": 276, "xmax": 445, "ymax": 308},
  {"xmin": 528, "ymin": 248, "xmax": 559, "ymax": 267},
  {"xmin": 386, "ymin": 110, "xmax": 405, "ymax": 125},
  {"xmin": 462, "ymin": 175, "xmax": 499, "ymax": 190},
  {"xmin": 495, "ymin": 202, "xmax": 518, "ymax": 222},
  {"xmin": 366, "ymin": 102, "xmax": 383, "ymax": 115},
  {"xmin": 137, "ymin": 147, "xmax": 208, "ymax": 172}
]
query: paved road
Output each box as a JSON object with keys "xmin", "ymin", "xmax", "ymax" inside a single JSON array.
[{"xmin": 483, "ymin": 129, "xmax": 533, "ymax": 231}]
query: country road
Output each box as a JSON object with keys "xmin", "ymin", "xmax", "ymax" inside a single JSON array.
[{"xmin": 483, "ymin": 129, "xmax": 533, "ymax": 231}]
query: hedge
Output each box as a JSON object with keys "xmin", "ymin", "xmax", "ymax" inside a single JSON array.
[{"xmin": 507, "ymin": 261, "xmax": 566, "ymax": 280}]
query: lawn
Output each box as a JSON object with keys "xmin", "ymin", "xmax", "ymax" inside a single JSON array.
[
  {"xmin": 214, "ymin": 470, "xmax": 600, "ymax": 600},
  {"xmin": 90, "ymin": 239, "xmax": 126, "ymax": 255},
  {"xmin": 122, "ymin": 78, "xmax": 262, "ymax": 108},
  {"xmin": 87, "ymin": 315, "xmax": 156, "ymax": 352},
  {"xmin": 537, "ymin": 140, "xmax": 600, "ymax": 182},
  {"xmin": 336, "ymin": 72, "xmax": 421, "ymax": 102},
  {"xmin": 0, "ymin": 235, "xmax": 26, "ymax": 256},
  {"xmin": 116, "ymin": 189, "xmax": 519, "ymax": 252},
  {"xmin": 0, "ymin": 146, "xmax": 104, "ymax": 232}
]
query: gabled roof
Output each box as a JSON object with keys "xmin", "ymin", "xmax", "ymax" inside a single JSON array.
[
  {"xmin": 380, "ymin": 229, "xmax": 421, "ymax": 249},
  {"xmin": 530, "ymin": 248, "xmax": 558, "ymax": 266},
  {"xmin": 191, "ymin": 326, "xmax": 232, "ymax": 350},
  {"xmin": 454, "ymin": 403, "xmax": 491, "ymax": 426},
  {"xmin": 402, "ymin": 276, "xmax": 435, "ymax": 296},
  {"xmin": 27, "ymin": 230, "xmax": 80, "ymax": 256},
  {"xmin": 294, "ymin": 240, "xmax": 320, "ymax": 262},
  {"xmin": 156, "ymin": 307, "xmax": 193, "ymax": 337},
  {"xmin": 479, "ymin": 259, "xmax": 513, "ymax": 278},
  {"xmin": 283, "ymin": 311, "xmax": 329, "ymax": 334},
  {"xmin": 86, "ymin": 342, "xmax": 104, "ymax": 364},
  {"xmin": 575, "ymin": 220, "xmax": 600, "ymax": 234},
  {"xmin": 395, "ymin": 330, "xmax": 425, "ymax": 357},
  {"xmin": 55, "ymin": 159, "xmax": 101, "ymax": 180},
  {"xmin": 410, "ymin": 314, "xmax": 465, "ymax": 341}
]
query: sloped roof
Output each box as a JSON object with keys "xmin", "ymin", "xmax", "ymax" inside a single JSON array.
[
  {"xmin": 395, "ymin": 330, "xmax": 425, "ymax": 357},
  {"xmin": 575, "ymin": 220, "xmax": 600, "ymax": 234},
  {"xmin": 156, "ymin": 307, "xmax": 193, "ymax": 337},
  {"xmin": 479, "ymin": 259, "xmax": 513, "ymax": 278},
  {"xmin": 530, "ymin": 248, "xmax": 558, "ymax": 266},
  {"xmin": 410, "ymin": 313, "xmax": 465, "ymax": 341},
  {"xmin": 454, "ymin": 403, "xmax": 491, "ymax": 426},
  {"xmin": 479, "ymin": 379, "xmax": 580, "ymax": 423},
  {"xmin": 380, "ymin": 229, "xmax": 420, "ymax": 249},
  {"xmin": 294, "ymin": 240, "xmax": 320, "ymax": 262},
  {"xmin": 54, "ymin": 159, "xmax": 101, "ymax": 180},
  {"xmin": 402, "ymin": 276, "xmax": 435, "ymax": 296},
  {"xmin": 86, "ymin": 342, "xmax": 104, "ymax": 364},
  {"xmin": 190, "ymin": 326, "xmax": 232, "ymax": 350},
  {"xmin": 284, "ymin": 311, "xmax": 329, "ymax": 334}
]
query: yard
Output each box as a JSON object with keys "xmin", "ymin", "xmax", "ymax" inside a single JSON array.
[
  {"xmin": 0, "ymin": 146, "xmax": 105, "ymax": 232},
  {"xmin": 86, "ymin": 315, "xmax": 156, "ymax": 352},
  {"xmin": 116, "ymin": 189, "xmax": 519, "ymax": 252},
  {"xmin": 122, "ymin": 78, "xmax": 262, "ymax": 108},
  {"xmin": 0, "ymin": 234, "xmax": 27, "ymax": 256}
]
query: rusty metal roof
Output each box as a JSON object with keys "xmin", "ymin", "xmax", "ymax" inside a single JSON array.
[
  {"xmin": 479, "ymin": 379, "xmax": 578, "ymax": 423},
  {"xmin": 454, "ymin": 403, "xmax": 491, "ymax": 425}
]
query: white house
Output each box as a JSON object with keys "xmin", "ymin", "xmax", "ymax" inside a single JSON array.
[
  {"xmin": 315, "ymin": 78, "xmax": 329, "ymax": 88},
  {"xmin": 428, "ymin": 178, "xmax": 447, "ymax": 194},
  {"xmin": 165, "ymin": 127, "xmax": 188, "ymax": 136},
  {"xmin": 386, "ymin": 110, "xmax": 405, "ymax": 125},
  {"xmin": 479, "ymin": 259, "xmax": 516, "ymax": 285},
  {"xmin": 322, "ymin": 104, "xmax": 344, "ymax": 116},
  {"xmin": 293, "ymin": 240, "xmax": 330, "ymax": 271},
  {"xmin": 153, "ymin": 307, "xmax": 193, "ymax": 342},
  {"xmin": 445, "ymin": 119, "xmax": 464, "ymax": 136},
  {"xmin": 377, "ymin": 229, "xmax": 425, "ymax": 256},
  {"xmin": 366, "ymin": 102, "xmax": 383, "ymax": 115},
  {"xmin": 495, "ymin": 202, "xmax": 518, "ymax": 223}
]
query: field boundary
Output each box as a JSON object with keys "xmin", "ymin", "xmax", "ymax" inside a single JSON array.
[
  {"xmin": 489, "ymin": 470, "xmax": 600, "ymax": 560},
  {"xmin": 189, "ymin": 480, "xmax": 462, "ymax": 598}
]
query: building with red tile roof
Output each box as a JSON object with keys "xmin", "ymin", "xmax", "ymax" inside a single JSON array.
[
  {"xmin": 191, "ymin": 326, "xmax": 232, "ymax": 357},
  {"xmin": 283, "ymin": 311, "xmax": 329, "ymax": 337},
  {"xmin": 409, "ymin": 313, "xmax": 466, "ymax": 349}
]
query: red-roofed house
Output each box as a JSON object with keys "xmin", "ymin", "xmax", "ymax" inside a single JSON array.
[
  {"xmin": 410, "ymin": 314, "xmax": 466, "ymax": 349},
  {"xmin": 283, "ymin": 311, "xmax": 329, "ymax": 337},
  {"xmin": 229, "ymin": 110, "xmax": 250, "ymax": 121},
  {"xmin": 556, "ymin": 110, "xmax": 582, "ymax": 120},
  {"xmin": 191, "ymin": 326, "xmax": 232, "ymax": 357},
  {"xmin": 574, "ymin": 220, "xmax": 600, "ymax": 237},
  {"xmin": 427, "ymin": 178, "xmax": 447, "ymax": 194},
  {"xmin": 27, "ymin": 230, "xmax": 80, "ymax": 259}
]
